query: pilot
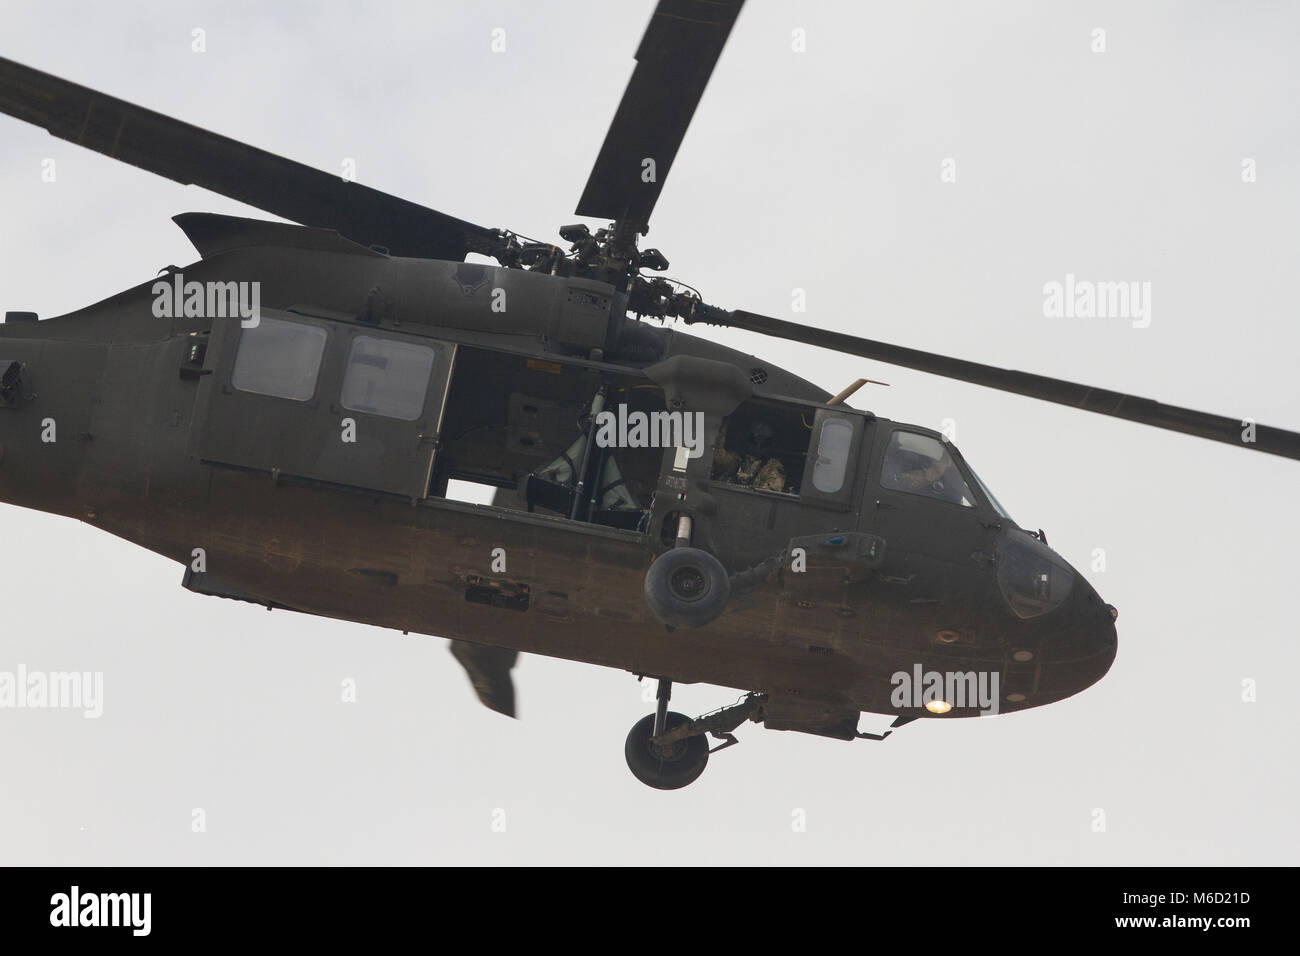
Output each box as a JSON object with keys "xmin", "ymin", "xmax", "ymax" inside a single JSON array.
[
  {"xmin": 892, "ymin": 454, "xmax": 945, "ymax": 492},
  {"xmin": 892, "ymin": 451, "xmax": 966, "ymax": 505}
]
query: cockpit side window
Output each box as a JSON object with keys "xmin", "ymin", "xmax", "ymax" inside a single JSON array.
[{"xmin": 880, "ymin": 431, "xmax": 975, "ymax": 507}]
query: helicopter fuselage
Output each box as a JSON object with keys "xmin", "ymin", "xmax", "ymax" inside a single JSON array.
[{"xmin": 0, "ymin": 216, "xmax": 1117, "ymax": 734}]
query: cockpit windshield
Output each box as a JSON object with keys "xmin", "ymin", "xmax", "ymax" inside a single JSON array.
[
  {"xmin": 964, "ymin": 460, "xmax": 1012, "ymax": 520},
  {"xmin": 880, "ymin": 431, "xmax": 975, "ymax": 507},
  {"xmin": 881, "ymin": 430, "xmax": 1013, "ymax": 518}
]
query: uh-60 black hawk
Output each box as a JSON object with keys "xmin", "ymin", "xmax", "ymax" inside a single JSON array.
[{"xmin": 2, "ymin": 2, "xmax": 1297, "ymax": 790}]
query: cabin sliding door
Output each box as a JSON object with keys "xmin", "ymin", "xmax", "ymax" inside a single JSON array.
[{"xmin": 193, "ymin": 310, "xmax": 454, "ymax": 497}]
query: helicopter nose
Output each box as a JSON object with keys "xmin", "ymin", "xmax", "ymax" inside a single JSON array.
[
  {"xmin": 1084, "ymin": 609, "xmax": 1118, "ymax": 691},
  {"xmin": 993, "ymin": 530, "xmax": 1117, "ymax": 694},
  {"xmin": 1035, "ymin": 580, "xmax": 1118, "ymax": 702},
  {"xmin": 1086, "ymin": 594, "xmax": 1118, "ymax": 676}
]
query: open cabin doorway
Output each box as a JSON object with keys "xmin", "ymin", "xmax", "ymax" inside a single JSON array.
[{"xmin": 433, "ymin": 347, "xmax": 664, "ymax": 533}]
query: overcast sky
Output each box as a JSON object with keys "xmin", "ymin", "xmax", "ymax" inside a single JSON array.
[{"xmin": 2, "ymin": 0, "xmax": 1297, "ymax": 865}]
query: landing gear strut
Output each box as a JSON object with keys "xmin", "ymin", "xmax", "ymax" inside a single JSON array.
[
  {"xmin": 624, "ymin": 680, "xmax": 709, "ymax": 790},
  {"xmin": 624, "ymin": 681, "xmax": 766, "ymax": 790}
]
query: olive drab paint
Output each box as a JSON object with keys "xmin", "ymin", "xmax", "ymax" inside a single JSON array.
[{"xmin": 21, "ymin": 2, "xmax": 1297, "ymax": 788}]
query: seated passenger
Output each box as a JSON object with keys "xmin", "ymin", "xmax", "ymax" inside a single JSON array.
[
  {"xmin": 711, "ymin": 423, "xmax": 740, "ymax": 480},
  {"xmin": 753, "ymin": 458, "xmax": 786, "ymax": 492}
]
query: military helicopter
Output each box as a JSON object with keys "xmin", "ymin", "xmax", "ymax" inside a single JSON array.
[{"xmin": 1, "ymin": 1, "xmax": 1297, "ymax": 791}]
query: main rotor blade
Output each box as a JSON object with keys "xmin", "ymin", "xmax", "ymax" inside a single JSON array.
[
  {"xmin": 575, "ymin": 0, "xmax": 744, "ymax": 231},
  {"xmin": 703, "ymin": 309, "xmax": 1300, "ymax": 461},
  {"xmin": 0, "ymin": 57, "xmax": 500, "ymax": 261}
]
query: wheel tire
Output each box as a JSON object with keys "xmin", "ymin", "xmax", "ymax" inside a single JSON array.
[
  {"xmin": 624, "ymin": 711, "xmax": 709, "ymax": 790},
  {"xmin": 644, "ymin": 547, "xmax": 730, "ymax": 628}
]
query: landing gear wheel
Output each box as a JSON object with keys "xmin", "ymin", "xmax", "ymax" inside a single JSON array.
[
  {"xmin": 644, "ymin": 547, "xmax": 730, "ymax": 628},
  {"xmin": 624, "ymin": 711, "xmax": 709, "ymax": 790}
]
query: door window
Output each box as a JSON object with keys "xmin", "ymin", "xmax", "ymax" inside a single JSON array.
[
  {"xmin": 340, "ymin": 335, "xmax": 436, "ymax": 421},
  {"xmin": 811, "ymin": 417, "xmax": 854, "ymax": 493},
  {"xmin": 230, "ymin": 316, "xmax": 327, "ymax": 401}
]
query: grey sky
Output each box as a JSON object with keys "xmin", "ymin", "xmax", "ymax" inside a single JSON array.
[{"xmin": 1, "ymin": 0, "xmax": 1297, "ymax": 864}]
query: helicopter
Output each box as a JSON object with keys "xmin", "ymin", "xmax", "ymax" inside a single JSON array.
[{"xmin": 1, "ymin": 1, "xmax": 1297, "ymax": 792}]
